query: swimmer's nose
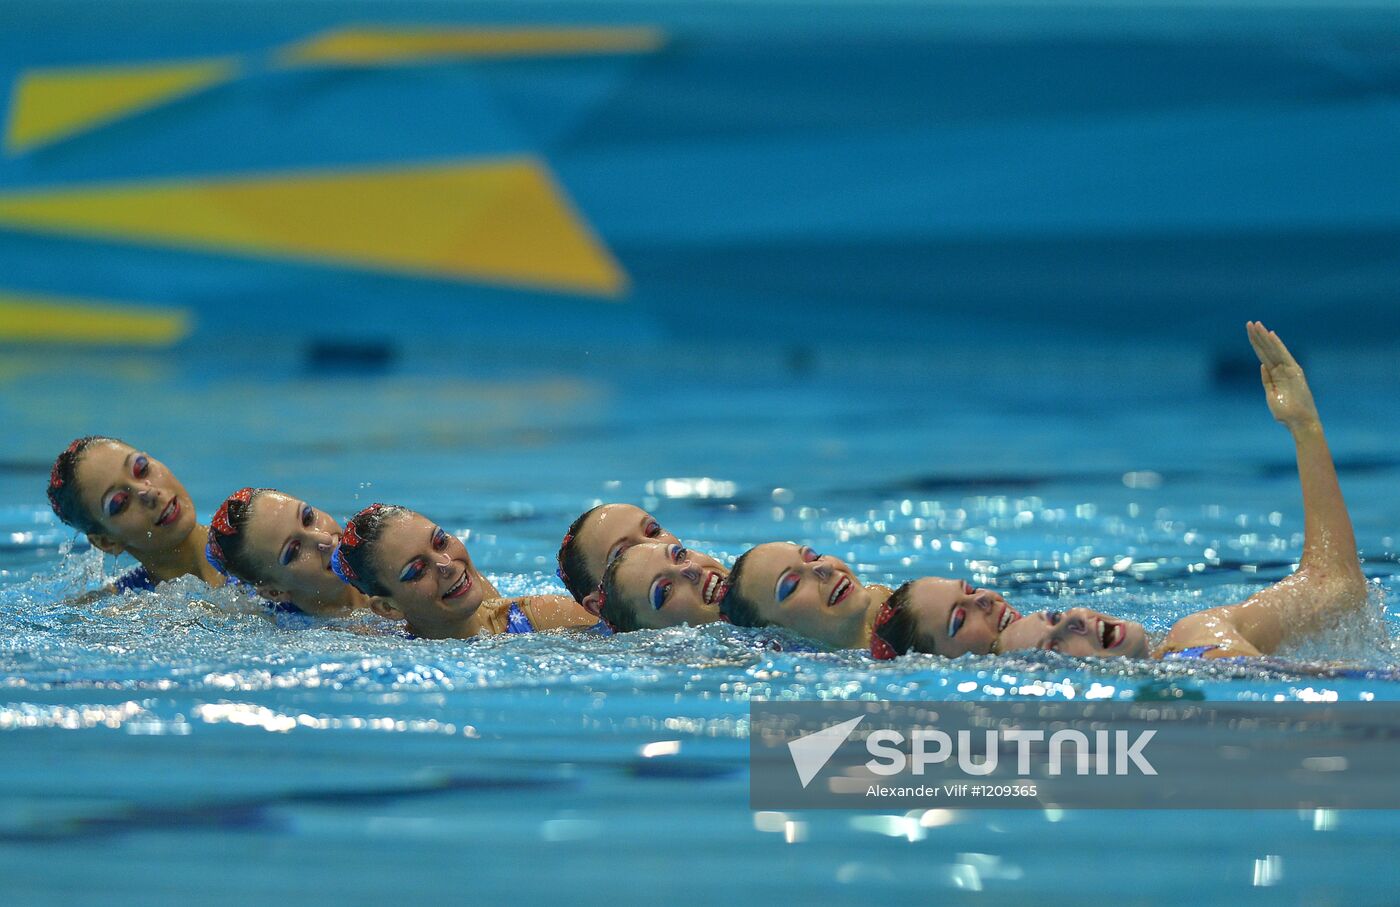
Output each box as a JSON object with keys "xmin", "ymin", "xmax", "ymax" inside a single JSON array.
[
  {"xmin": 1062, "ymin": 608, "xmax": 1095, "ymax": 633},
  {"xmin": 680, "ymin": 561, "xmax": 700, "ymax": 583},
  {"xmin": 813, "ymin": 561, "xmax": 832, "ymax": 581},
  {"xmin": 436, "ymin": 556, "xmax": 453, "ymax": 574}
]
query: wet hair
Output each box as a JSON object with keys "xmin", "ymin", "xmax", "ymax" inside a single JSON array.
[
  {"xmin": 204, "ymin": 488, "xmax": 274, "ymax": 584},
  {"xmin": 556, "ymin": 505, "xmax": 603, "ymax": 602},
  {"xmin": 717, "ymin": 547, "xmax": 771, "ymax": 629},
  {"xmin": 330, "ymin": 504, "xmax": 410, "ymax": 598},
  {"xmin": 47, "ymin": 435, "xmax": 121, "ymax": 535},
  {"xmin": 598, "ymin": 550, "xmax": 642, "ymax": 634},
  {"xmin": 870, "ymin": 581, "xmax": 921, "ymax": 659}
]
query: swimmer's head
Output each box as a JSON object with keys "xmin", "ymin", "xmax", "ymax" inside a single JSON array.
[
  {"xmin": 594, "ymin": 541, "xmax": 728, "ymax": 633},
  {"xmin": 207, "ymin": 488, "xmax": 357, "ymax": 610},
  {"xmin": 557, "ymin": 503, "xmax": 678, "ymax": 602},
  {"xmin": 994, "ymin": 607, "xmax": 1150, "ymax": 658},
  {"xmin": 47, "ymin": 436, "xmax": 198, "ymax": 557},
  {"xmin": 869, "ymin": 577, "xmax": 1021, "ymax": 660},
  {"xmin": 333, "ymin": 504, "xmax": 490, "ymax": 635},
  {"xmin": 719, "ymin": 542, "xmax": 871, "ymax": 648}
]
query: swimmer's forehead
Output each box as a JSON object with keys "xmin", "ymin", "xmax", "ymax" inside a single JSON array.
[
  {"xmin": 613, "ymin": 544, "xmax": 673, "ymax": 609},
  {"xmin": 616, "ymin": 541, "xmax": 674, "ymax": 582},
  {"xmin": 908, "ymin": 576, "xmax": 958, "ymax": 601},
  {"xmin": 239, "ymin": 492, "xmax": 300, "ymax": 560},
  {"xmin": 586, "ymin": 504, "xmax": 652, "ymax": 537},
  {"xmin": 366, "ymin": 509, "xmax": 432, "ymax": 568},
  {"xmin": 739, "ymin": 542, "xmax": 802, "ymax": 588},
  {"xmin": 74, "ymin": 440, "xmax": 138, "ymax": 509},
  {"xmin": 579, "ymin": 504, "xmax": 658, "ymax": 569}
]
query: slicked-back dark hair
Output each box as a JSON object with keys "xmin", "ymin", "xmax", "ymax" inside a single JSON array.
[
  {"xmin": 556, "ymin": 505, "xmax": 603, "ymax": 602},
  {"xmin": 871, "ymin": 581, "xmax": 921, "ymax": 657},
  {"xmin": 205, "ymin": 488, "xmax": 275, "ymax": 584},
  {"xmin": 331, "ymin": 504, "xmax": 411, "ymax": 598},
  {"xmin": 47, "ymin": 435, "xmax": 120, "ymax": 535},
  {"xmin": 598, "ymin": 549, "xmax": 642, "ymax": 634},
  {"xmin": 717, "ymin": 547, "xmax": 771, "ymax": 628}
]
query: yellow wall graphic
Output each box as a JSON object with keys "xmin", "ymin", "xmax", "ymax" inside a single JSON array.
[
  {"xmin": 5, "ymin": 58, "xmax": 240, "ymax": 154},
  {"xmin": 278, "ymin": 26, "xmax": 664, "ymax": 66},
  {"xmin": 0, "ymin": 290, "xmax": 190, "ymax": 345},
  {"xmin": 4, "ymin": 27, "xmax": 663, "ymax": 154},
  {"xmin": 0, "ymin": 158, "xmax": 627, "ymax": 296}
]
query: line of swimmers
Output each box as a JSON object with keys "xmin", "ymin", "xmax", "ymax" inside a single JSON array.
[{"xmin": 41, "ymin": 323, "xmax": 1373, "ymax": 664}]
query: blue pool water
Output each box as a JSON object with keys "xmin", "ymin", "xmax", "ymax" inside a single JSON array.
[{"xmin": 2, "ymin": 347, "xmax": 1398, "ymax": 905}]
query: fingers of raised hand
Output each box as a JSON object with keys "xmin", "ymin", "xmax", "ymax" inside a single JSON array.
[
  {"xmin": 1268, "ymin": 330, "xmax": 1301, "ymax": 370},
  {"xmin": 1247, "ymin": 321, "xmax": 1301, "ymax": 371},
  {"xmin": 1254, "ymin": 324, "xmax": 1276, "ymax": 363},
  {"xmin": 1247, "ymin": 322, "xmax": 1275, "ymax": 366}
]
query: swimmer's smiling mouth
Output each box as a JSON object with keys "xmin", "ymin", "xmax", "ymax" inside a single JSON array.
[
  {"xmin": 1099, "ymin": 618, "xmax": 1126, "ymax": 649},
  {"xmin": 702, "ymin": 570, "xmax": 724, "ymax": 605},
  {"xmin": 155, "ymin": 498, "xmax": 180, "ymax": 527},
  {"xmin": 443, "ymin": 568, "xmax": 472, "ymax": 601},
  {"xmin": 828, "ymin": 575, "xmax": 853, "ymax": 607},
  {"xmin": 998, "ymin": 604, "xmax": 1019, "ymax": 632}
]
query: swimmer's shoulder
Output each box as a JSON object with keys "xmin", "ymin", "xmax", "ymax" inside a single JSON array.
[
  {"xmin": 475, "ymin": 594, "xmax": 595, "ymax": 633},
  {"xmin": 1154, "ymin": 611, "xmax": 1262, "ymax": 659},
  {"xmin": 517, "ymin": 594, "xmax": 597, "ymax": 631}
]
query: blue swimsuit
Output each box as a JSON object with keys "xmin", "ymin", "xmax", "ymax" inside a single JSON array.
[
  {"xmin": 502, "ymin": 600, "xmax": 612, "ymax": 635},
  {"xmin": 112, "ymin": 567, "xmax": 157, "ymax": 593},
  {"xmin": 392, "ymin": 600, "xmax": 612, "ymax": 639},
  {"xmin": 1162, "ymin": 645, "xmax": 1228, "ymax": 660},
  {"xmin": 266, "ymin": 600, "xmax": 316, "ymax": 630},
  {"xmin": 505, "ymin": 602, "xmax": 535, "ymax": 634},
  {"xmin": 1162, "ymin": 645, "xmax": 1257, "ymax": 665},
  {"xmin": 1163, "ymin": 645, "xmax": 1399, "ymax": 680}
]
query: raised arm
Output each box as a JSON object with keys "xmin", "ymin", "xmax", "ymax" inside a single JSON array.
[{"xmin": 1159, "ymin": 322, "xmax": 1367, "ymax": 657}]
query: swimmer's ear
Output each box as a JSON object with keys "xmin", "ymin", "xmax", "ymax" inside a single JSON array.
[
  {"xmin": 580, "ymin": 588, "xmax": 604, "ymax": 618},
  {"xmin": 368, "ymin": 597, "xmax": 404, "ymax": 621},
  {"xmin": 87, "ymin": 533, "xmax": 124, "ymax": 557}
]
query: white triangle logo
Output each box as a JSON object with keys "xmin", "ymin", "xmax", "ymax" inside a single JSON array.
[{"xmin": 787, "ymin": 715, "xmax": 866, "ymax": 789}]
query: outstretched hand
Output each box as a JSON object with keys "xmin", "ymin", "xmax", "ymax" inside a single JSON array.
[{"xmin": 1247, "ymin": 321, "xmax": 1318, "ymax": 430}]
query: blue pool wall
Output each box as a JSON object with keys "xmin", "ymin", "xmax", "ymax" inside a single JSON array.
[{"xmin": 0, "ymin": 0, "xmax": 1398, "ymax": 362}]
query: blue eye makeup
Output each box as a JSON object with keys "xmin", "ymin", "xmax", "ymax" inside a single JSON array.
[
  {"xmin": 432, "ymin": 528, "xmax": 448, "ymax": 551},
  {"xmin": 649, "ymin": 578, "xmax": 672, "ymax": 610},
  {"xmin": 645, "ymin": 520, "xmax": 661, "ymax": 538},
  {"xmin": 775, "ymin": 572, "xmax": 800, "ymax": 603},
  {"xmin": 400, "ymin": 560, "xmax": 427, "ymax": 583},
  {"xmin": 668, "ymin": 544, "xmax": 686, "ymax": 564},
  {"xmin": 301, "ymin": 504, "xmax": 314, "ymax": 527},
  {"xmin": 280, "ymin": 541, "xmax": 301, "ymax": 566},
  {"xmin": 947, "ymin": 606, "xmax": 966, "ymax": 638},
  {"xmin": 105, "ymin": 492, "xmax": 129, "ymax": 517},
  {"xmin": 800, "ymin": 546, "xmax": 819, "ymax": 563},
  {"xmin": 132, "ymin": 455, "xmax": 149, "ymax": 478}
]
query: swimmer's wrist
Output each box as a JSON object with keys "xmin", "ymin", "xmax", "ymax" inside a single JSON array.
[{"xmin": 1287, "ymin": 417, "xmax": 1323, "ymax": 437}]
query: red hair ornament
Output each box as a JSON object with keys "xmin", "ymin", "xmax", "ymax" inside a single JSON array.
[{"xmin": 869, "ymin": 600, "xmax": 899, "ymax": 660}]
